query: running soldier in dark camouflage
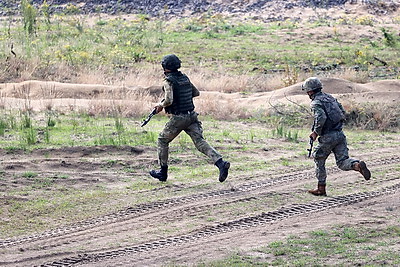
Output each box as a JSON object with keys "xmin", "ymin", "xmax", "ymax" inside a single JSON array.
[
  {"xmin": 302, "ymin": 77, "xmax": 371, "ymax": 196},
  {"xmin": 150, "ymin": 54, "xmax": 230, "ymax": 182}
]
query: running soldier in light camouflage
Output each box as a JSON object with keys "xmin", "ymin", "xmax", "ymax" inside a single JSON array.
[
  {"xmin": 302, "ymin": 77, "xmax": 371, "ymax": 196},
  {"xmin": 150, "ymin": 54, "xmax": 230, "ymax": 182}
]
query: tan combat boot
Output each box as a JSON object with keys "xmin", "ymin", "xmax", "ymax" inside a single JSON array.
[
  {"xmin": 308, "ymin": 184, "xmax": 327, "ymax": 196},
  {"xmin": 353, "ymin": 161, "xmax": 371, "ymax": 180}
]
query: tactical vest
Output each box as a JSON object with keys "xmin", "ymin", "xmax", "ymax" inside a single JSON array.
[
  {"xmin": 313, "ymin": 92, "xmax": 344, "ymax": 135},
  {"xmin": 164, "ymin": 72, "xmax": 195, "ymax": 114}
]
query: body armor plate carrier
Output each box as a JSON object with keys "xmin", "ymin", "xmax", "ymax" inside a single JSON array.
[{"xmin": 164, "ymin": 72, "xmax": 195, "ymax": 115}]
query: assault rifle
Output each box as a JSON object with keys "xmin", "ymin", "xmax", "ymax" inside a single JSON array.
[
  {"xmin": 307, "ymin": 137, "xmax": 314, "ymax": 158},
  {"xmin": 141, "ymin": 107, "xmax": 157, "ymax": 127},
  {"xmin": 307, "ymin": 118, "xmax": 316, "ymax": 158}
]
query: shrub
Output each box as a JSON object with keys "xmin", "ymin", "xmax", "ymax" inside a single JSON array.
[
  {"xmin": 21, "ymin": 0, "xmax": 37, "ymax": 35},
  {"xmin": 355, "ymin": 15, "xmax": 374, "ymax": 26},
  {"xmin": 381, "ymin": 28, "xmax": 398, "ymax": 47},
  {"xmin": 345, "ymin": 103, "xmax": 400, "ymax": 131}
]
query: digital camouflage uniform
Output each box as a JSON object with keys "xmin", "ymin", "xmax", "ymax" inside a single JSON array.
[
  {"xmin": 303, "ymin": 77, "xmax": 370, "ymax": 196},
  {"xmin": 310, "ymin": 91, "xmax": 359, "ymax": 185}
]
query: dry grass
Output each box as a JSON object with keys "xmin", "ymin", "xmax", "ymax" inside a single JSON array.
[
  {"xmin": 123, "ymin": 64, "xmax": 164, "ymax": 88},
  {"xmin": 0, "ymin": 57, "xmax": 25, "ymax": 83},
  {"xmin": 40, "ymin": 83, "xmax": 63, "ymax": 111},
  {"xmin": 13, "ymin": 84, "xmax": 33, "ymax": 112},
  {"xmin": 187, "ymin": 68, "xmax": 248, "ymax": 93},
  {"xmin": 0, "ymin": 92, "xmax": 6, "ymax": 109},
  {"xmin": 75, "ymin": 67, "xmax": 107, "ymax": 85},
  {"xmin": 1, "ymin": 59, "xmax": 398, "ymax": 129},
  {"xmin": 86, "ymin": 88, "xmax": 156, "ymax": 117},
  {"xmin": 330, "ymin": 68, "xmax": 370, "ymax": 84},
  {"xmin": 345, "ymin": 102, "xmax": 400, "ymax": 130},
  {"xmin": 195, "ymin": 94, "xmax": 250, "ymax": 120},
  {"xmin": 183, "ymin": 68, "xmax": 307, "ymax": 93},
  {"xmin": 0, "ymin": 57, "xmax": 77, "ymax": 83},
  {"xmin": 87, "ymin": 99, "xmax": 150, "ymax": 117},
  {"xmin": 0, "ymin": 56, "xmax": 372, "ymax": 93},
  {"xmin": 66, "ymin": 65, "xmax": 306, "ymax": 94}
]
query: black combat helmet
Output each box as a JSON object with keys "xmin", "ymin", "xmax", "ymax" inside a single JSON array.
[{"xmin": 161, "ymin": 54, "xmax": 181, "ymax": 71}]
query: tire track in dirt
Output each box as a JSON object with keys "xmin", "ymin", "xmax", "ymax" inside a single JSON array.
[
  {"xmin": 87, "ymin": 190, "xmax": 400, "ymax": 267},
  {"xmin": 2, "ymin": 153, "xmax": 398, "ymax": 249},
  {"xmin": 1, "ymin": 154, "xmax": 398, "ymax": 248},
  {"xmin": 6, "ymin": 168, "xmax": 398, "ymax": 262},
  {"xmin": 38, "ymin": 182, "xmax": 400, "ymax": 267},
  {"xmin": 1, "ymin": 152, "xmax": 399, "ymax": 266}
]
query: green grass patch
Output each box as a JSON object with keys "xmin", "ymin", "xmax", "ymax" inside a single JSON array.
[
  {"xmin": 0, "ymin": 112, "xmax": 398, "ymax": 240},
  {"xmin": 1, "ymin": 10, "xmax": 399, "ymax": 79},
  {"xmin": 202, "ymin": 225, "xmax": 400, "ymax": 266}
]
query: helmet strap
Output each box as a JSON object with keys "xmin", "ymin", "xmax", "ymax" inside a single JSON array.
[{"xmin": 308, "ymin": 88, "xmax": 321, "ymax": 100}]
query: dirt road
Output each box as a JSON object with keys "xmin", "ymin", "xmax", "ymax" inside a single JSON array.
[{"xmin": 1, "ymin": 137, "xmax": 399, "ymax": 266}]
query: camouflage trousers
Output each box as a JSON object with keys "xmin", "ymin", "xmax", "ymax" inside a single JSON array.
[
  {"xmin": 157, "ymin": 111, "xmax": 222, "ymax": 167},
  {"xmin": 313, "ymin": 131, "xmax": 359, "ymax": 185}
]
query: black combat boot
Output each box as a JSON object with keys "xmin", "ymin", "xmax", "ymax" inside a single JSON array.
[
  {"xmin": 215, "ymin": 158, "xmax": 230, "ymax": 182},
  {"xmin": 150, "ymin": 165, "xmax": 168, "ymax": 182}
]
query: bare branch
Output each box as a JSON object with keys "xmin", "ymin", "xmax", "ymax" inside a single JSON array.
[
  {"xmin": 11, "ymin": 43, "xmax": 16, "ymax": 57},
  {"xmin": 284, "ymin": 92, "xmax": 312, "ymax": 116}
]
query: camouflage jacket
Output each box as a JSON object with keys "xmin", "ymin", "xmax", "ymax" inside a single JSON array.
[{"xmin": 311, "ymin": 92, "xmax": 345, "ymax": 136}]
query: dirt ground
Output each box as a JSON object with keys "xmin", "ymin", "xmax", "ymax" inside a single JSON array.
[
  {"xmin": 0, "ymin": 77, "xmax": 400, "ymax": 266},
  {"xmin": 0, "ymin": 141, "xmax": 399, "ymax": 266},
  {"xmin": 1, "ymin": 1, "xmax": 400, "ymax": 264}
]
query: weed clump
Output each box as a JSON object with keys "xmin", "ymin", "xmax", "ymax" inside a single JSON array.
[{"xmin": 345, "ymin": 103, "xmax": 400, "ymax": 131}]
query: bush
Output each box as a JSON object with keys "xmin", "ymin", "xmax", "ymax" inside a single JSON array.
[
  {"xmin": 21, "ymin": 0, "xmax": 37, "ymax": 35},
  {"xmin": 345, "ymin": 103, "xmax": 400, "ymax": 131}
]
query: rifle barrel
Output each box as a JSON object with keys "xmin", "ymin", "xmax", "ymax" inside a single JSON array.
[{"xmin": 141, "ymin": 108, "xmax": 157, "ymax": 127}]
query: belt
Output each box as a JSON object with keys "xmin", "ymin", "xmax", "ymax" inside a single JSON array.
[
  {"xmin": 321, "ymin": 129, "xmax": 343, "ymax": 136},
  {"xmin": 171, "ymin": 110, "xmax": 193, "ymax": 115}
]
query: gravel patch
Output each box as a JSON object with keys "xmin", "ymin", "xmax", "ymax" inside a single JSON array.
[{"xmin": 1, "ymin": 0, "xmax": 398, "ymax": 17}]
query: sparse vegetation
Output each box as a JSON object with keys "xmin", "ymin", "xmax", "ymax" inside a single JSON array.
[
  {"xmin": 0, "ymin": 1, "xmax": 399, "ymax": 266},
  {"xmin": 0, "ymin": 3, "xmax": 399, "ymax": 85},
  {"xmin": 21, "ymin": 0, "xmax": 37, "ymax": 35},
  {"xmin": 205, "ymin": 225, "xmax": 400, "ymax": 266},
  {"xmin": 1, "ymin": 114, "xmax": 398, "ymax": 238}
]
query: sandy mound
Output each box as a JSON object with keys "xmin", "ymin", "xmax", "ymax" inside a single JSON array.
[
  {"xmin": 200, "ymin": 78, "xmax": 400, "ymax": 111},
  {"xmin": 0, "ymin": 80, "xmax": 162, "ymax": 114},
  {"xmin": 1, "ymin": 78, "xmax": 399, "ymax": 113},
  {"xmin": 0, "ymin": 80, "xmax": 156, "ymax": 99}
]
